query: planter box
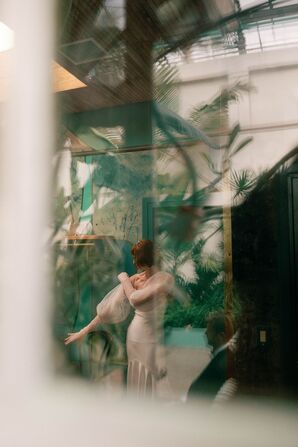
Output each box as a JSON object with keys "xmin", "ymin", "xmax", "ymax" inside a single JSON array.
[{"xmin": 164, "ymin": 327, "xmax": 209, "ymax": 349}]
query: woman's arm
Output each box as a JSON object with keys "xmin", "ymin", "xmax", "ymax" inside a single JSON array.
[
  {"xmin": 64, "ymin": 314, "xmax": 101, "ymax": 345},
  {"xmin": 118, "ymin": 272, "xmax": 174, "ymax": 307},
  {"xmin": 118, "ymin": 272, "xmax": 136, "ymax": 299}
]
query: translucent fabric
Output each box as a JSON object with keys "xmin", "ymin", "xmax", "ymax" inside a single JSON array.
[{"xmin": 96, "ymin": 284, "xmax": 131, "ymax": 324}]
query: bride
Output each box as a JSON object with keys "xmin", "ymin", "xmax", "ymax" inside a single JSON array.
[{"xmin": 65, "ymin": 240, "xmax": 174, "ymax": 396}]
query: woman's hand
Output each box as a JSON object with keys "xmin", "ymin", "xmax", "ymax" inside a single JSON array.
[
  {"xmin": 64, "ymin": 315, "xmax": 100, "ymax": 345},
  {"xmin": 64, "ymin": 330, "xmax": 85, "ymax": 345},
  {"xmin": 118, "ymin": 272, "xmax": 129, "ymax": 282}
]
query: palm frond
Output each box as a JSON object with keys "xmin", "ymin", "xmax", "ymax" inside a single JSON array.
[
  {"xmin": 154, "ymin": 58, "xmax": 179, "ymax": 112},
  {"xmin": 227, "ymin": 123, "xmax": 241, "ymax": 148},
  {"xmin": 189, "ymin": 82, "xmax": 252, "ymax": 132},
  {"xmin": 200, "ymin": 152, "xmax": 217, "ymax": 173},
  {"xmin": 230, "ymin": 169, "xmax": 256, "ymax": 199},
  {"xmin": 230, "ymin": 136, "xmax": 253, "ymax": 157},
  {"xmin": 91, "ymin": 127, "xmax": 122, "ymax": 149}
]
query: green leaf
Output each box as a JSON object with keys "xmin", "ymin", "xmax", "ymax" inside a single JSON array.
[
  {"xmin": 200, "ymin": 152, "xmax": 215, "ymax": 171},
  {"xmin": 230, "ymin": 169, "xmax": 256, "ymax": 199},
  {"xmin": 230, "ymin": 137, "xmax": 253, "ymax": 157},
  {"xmin": 91, "ymin": 128, "xmax": 119, "ymax": 149},
  {"xmin": 154, "ymin": 59, "xmax": 179, "ymax": 113},
  {"xmin": 227, "ymin": 123, "xmax": 240, "ymax": 149},
  {"xmin": 189, "ymin": 82, "xmax": 251, "ymax": 132}
]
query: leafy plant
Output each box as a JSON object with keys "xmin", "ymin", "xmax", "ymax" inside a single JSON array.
[
  {"xmin": 230, "ymin": 169, "xmax": 256, "ymax": 200},
  {"xmin": 154, "ymin": 58, "xmax": 179, "ymax": 112},
  {"xmin": 164, "ymin": 238, "xmax": 225, "ymax": 329},
  {"xmin": 162, "ymin": 83, "xmax": 254, "ymax": 329},
  {"xmin": 189, "ymin": 82, "xmax": 252, "ymax": 132}
]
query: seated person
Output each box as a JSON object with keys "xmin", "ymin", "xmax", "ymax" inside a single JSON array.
[{"xmin": 187, "ymin": 311, "xmax": 235, "ymax": 401}]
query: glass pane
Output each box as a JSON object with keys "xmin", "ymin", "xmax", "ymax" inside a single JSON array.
[{"xmin": 53, "ymin": 0, "xmax": 298, "ymax": 404}]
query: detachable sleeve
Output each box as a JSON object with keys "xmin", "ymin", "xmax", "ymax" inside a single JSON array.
[{"xmin": 96, "ymin": 284, "xmax": 131, "ymax": 323}]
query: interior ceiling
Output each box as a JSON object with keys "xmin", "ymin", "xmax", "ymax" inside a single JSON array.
[
  {"xmin": 57, "ymin": 0, "xmax": 298, "ymax": 114},
  {"xmin": 53, "ymin": 62, "xmax": 87, "ymax": 93},
  {"xmin": 57, "ymin": 0, "xmax": 236, "ymax": 113}
]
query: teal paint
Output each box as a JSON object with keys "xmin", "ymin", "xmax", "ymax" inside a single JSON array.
[
  {"xmin": 80, "ymin": 155, "xmax": 93, "ymax": 225},
  {"xmin": 64, "ymin": 101, "xmax": 218, "ymax": 152},
  {"xmin": 164, "ymin": 328, "xmax": 208, "ymax": 348}
]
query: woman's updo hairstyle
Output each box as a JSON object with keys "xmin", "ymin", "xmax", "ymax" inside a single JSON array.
[{"xmin": 131, "ymin": 240, "xmax": 154, "ymax": 268}]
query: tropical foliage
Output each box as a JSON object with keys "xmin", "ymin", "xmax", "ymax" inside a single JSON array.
[
  {"xmin": 54, "ymin": 68, "xmax": 255, "ymax": 369},
  {"xmin": 164, "ymin": 238, "xmax": 225, "ymax": 329},
  {"xmin": 160, "ymin": 83, "xmax": 254, "ymax": 329},
  {"xmin": 189, "ymin": 82, "xmax": 252, "ymax": 132}
]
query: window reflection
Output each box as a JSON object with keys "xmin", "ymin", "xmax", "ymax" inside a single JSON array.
[{"xmin": 53, "ymin": 0, "xmax": 298, "ymax": 404}]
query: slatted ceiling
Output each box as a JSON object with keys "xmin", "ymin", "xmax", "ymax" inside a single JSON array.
[
  {"xmin": 59, "ymin": 3, "xmax": 158, "ymax": 112},
  {"xmin": 60, "ymin": 79, "xmax": 153, "ymax": 114},
  {"xmin": 60, "ymin": 0, "xmax": 103, "ymax": 44},
  {"xmin": 58, "ymin": 1, "xmax": 180, "ymax": 80},
  {"xmin": 60, "ymin": 82, "xmax": 125, "ymax": 114},
  {"xmin": 61, "ymin": 0, "xmax": 280, "ymax": 61},
  {"xmin": 125, "ymin": 1, "xmax": 161, "ymax": 42},
  {"xmin": 60, "ymin": 1, "xmax": 297, "ymax": 114}
]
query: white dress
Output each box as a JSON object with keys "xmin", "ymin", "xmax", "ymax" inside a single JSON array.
[
  {"xmin": 96, "ymin": 271, "xmax": 174, "ymax": 397},
  {"xmin": 121, "ymin": 271, "xmax": 174, "ymax": 397}
]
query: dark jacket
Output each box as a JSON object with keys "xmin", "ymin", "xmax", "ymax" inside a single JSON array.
[{"xmin": 188, "ymin": 346, "xmax": 235, "ymax": 400}]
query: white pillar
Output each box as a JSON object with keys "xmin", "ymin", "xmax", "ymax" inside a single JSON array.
[{"xmin": 0, "ymin": 0, "xmax": 54, "ymax": 391}]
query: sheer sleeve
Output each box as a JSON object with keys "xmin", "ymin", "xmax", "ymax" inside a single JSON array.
[
  {"xmin": 120, "ymin": 272, "xmax": 174, "ymax": 307},
  {"xmin": 96, "ymin": 284, "xmax": 131, "ymax": 323}
]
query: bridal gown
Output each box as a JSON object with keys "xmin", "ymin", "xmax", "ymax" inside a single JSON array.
[
  {"xmin": 125, "ymin": 272, "xmax": 173, "ymax": 396},
  {"xmin": 96, "ymin": 271, "xmax": 174, "ymax": 397}
]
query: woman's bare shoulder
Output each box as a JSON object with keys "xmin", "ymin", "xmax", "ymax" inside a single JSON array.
[
  {"xmin": 129, "ymin": 273, "xmax": 139, "ymax": 279},
  {"xmin": 129, "ymin": 273, "xmax": 142, "ymax": 285}
]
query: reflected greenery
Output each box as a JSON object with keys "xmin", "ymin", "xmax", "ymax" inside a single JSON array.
[{"xmin": 54, "ymin": 76, "xmax": 256, "ymax": 376}]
